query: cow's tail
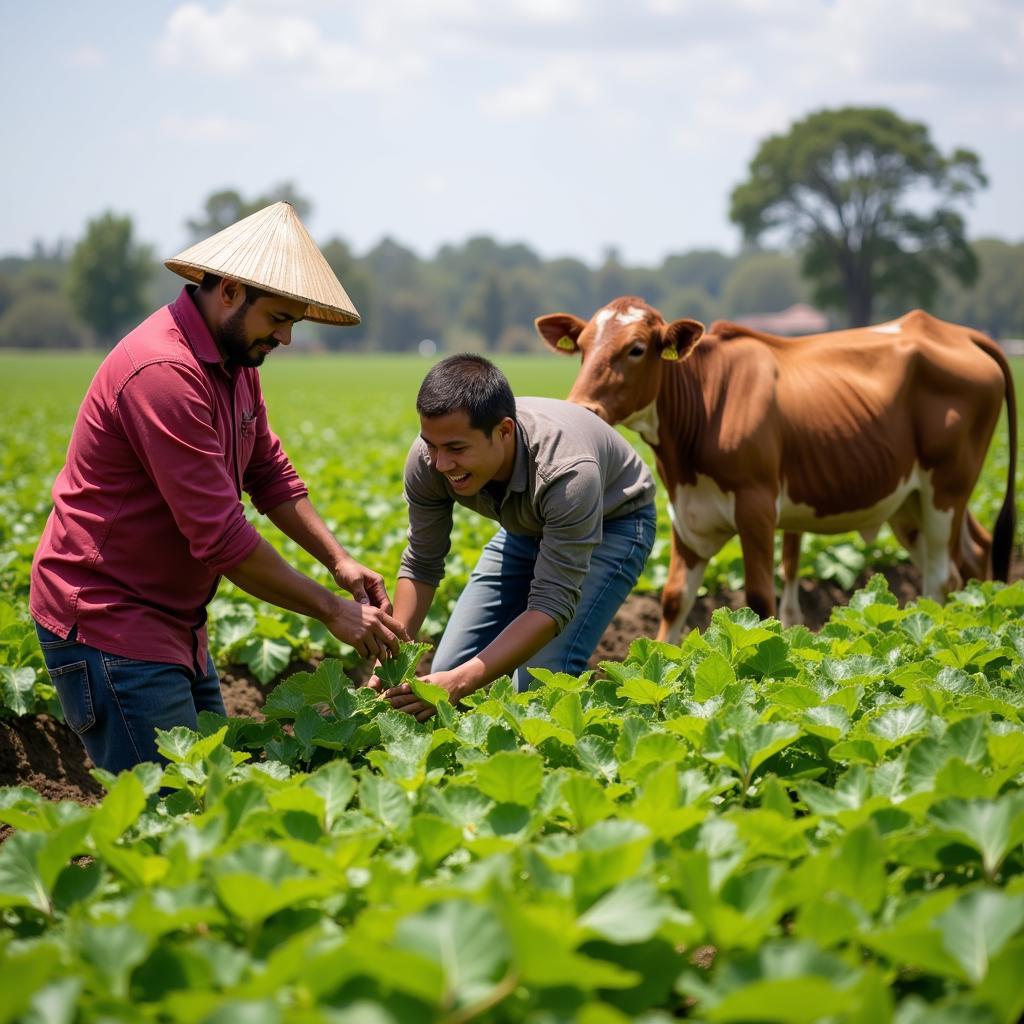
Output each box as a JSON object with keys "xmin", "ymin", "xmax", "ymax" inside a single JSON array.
[{"xmin": 971, "ymin": 331, "xmax": 1017, "ymax": 581}]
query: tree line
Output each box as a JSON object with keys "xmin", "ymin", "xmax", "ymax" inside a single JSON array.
[{"xmin": 2, "ymin": 107, "xmax": 1022, "ymax": 352}]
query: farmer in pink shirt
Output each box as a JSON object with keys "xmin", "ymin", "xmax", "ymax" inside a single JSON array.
[{"xmin": 30, "ymin": 203, "xmax": 408, "ymax": 773}]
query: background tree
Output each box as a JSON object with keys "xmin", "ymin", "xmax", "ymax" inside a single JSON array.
[
  {"xmin": 729, "ymin": 107, "xmax": 987, "ymax": 326},
  {"xmin": 720, "ymin": 251, "xmax": 808, "ymax": 316},
  {"xmin": 462, "ymin": 269, "xmax": 506, "ymax": 347},
  {"xmin": 186, "ymin": 182, "xmax": 311, "ymax": 241},
  {"xmin": 0, "ymin": 292, "xmax": 86, "ymax": 349},
  {"xmin": 594, "ymin": 247, "xmax": 629, "ymax": 305},
  {"xmin": 67, "ymin": 212, "xmax": 154, "ymax": 346},
  {"xmin": 318, "ymin": 237, "xmax": 374, "ymax": 351},
  {"xmin": 660, "ymin": 249, "xmax": 734, "ymax": 300},
  {"xmin": 936, "ymin": 238, "xmax": 1024, "ymax": 340}
]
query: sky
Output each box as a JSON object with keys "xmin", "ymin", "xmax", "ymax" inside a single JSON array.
[{"xmin": 4, "ymin": 0, "xmax": 1023, "ymax": 268}]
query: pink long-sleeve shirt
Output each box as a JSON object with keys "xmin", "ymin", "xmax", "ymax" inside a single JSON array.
[{"xmin": 30, "ymin": 287, "xmax": 308, "ymax": 670}]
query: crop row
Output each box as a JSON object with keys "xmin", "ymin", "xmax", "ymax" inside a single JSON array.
[{"xmin": 2, "ymin": 576, "xmax": 1023, "ymax": 1022}]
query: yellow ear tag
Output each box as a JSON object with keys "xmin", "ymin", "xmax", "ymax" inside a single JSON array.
[
  {"xmin": 556, "ymin": 336, "xmax": 576, "ymax": 352},
  {"xmin": 661, "ymin": 346, "xmax": 679, "ymax": 361}
]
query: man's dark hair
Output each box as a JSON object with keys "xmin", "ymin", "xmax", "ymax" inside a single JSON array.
[
  {"xmin": 199, "ymin": 272, "xmax": 272, "ymax": 306},
  {"xmin": 417, "ymin": 354, "xmax": 516, "ymax": 434}
]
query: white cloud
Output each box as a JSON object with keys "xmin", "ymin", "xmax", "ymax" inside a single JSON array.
[
  {"xmin": 157, "ymin": 1, "xmax": 425, "ymax": 92},
  {"xmin": 480, "ymin": 58, "xmax": 601, "ymax": 116}
]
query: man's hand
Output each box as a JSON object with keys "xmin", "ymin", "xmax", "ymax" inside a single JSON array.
[
  {"xmin": 384, "ymin": 667, "xmax": 476, "ymax": 722},
  {"xmin": 331, "ymin": 555, "xmax": 393, "ymax": 613},
  {"xmin": 323, "ymin": 597, "xmax": 409, "ymax": 661}
]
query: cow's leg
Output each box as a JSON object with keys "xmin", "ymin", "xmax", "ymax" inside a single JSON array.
[
  {"xmin": 958, "ymin": 510, "xmax": 991, "ymax": 582},
  {"xmin": 919, "ymin": 498, "xmax": 960, "ymax": 601},
  {"xmin": 735, "ymin": 492, "xmax": 778, "ymax": 621},
  {"xmin": 658, "ymin": 529, "xmax": 714, "ymax": 644},
  {"xmin": 779, "ymin": 531, "xmax": 803, "ymax": 628}
]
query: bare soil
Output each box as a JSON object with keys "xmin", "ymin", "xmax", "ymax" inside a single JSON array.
[{"xmin": 3, "ymin": 558, "xmax": 1020, "ymax": 806}]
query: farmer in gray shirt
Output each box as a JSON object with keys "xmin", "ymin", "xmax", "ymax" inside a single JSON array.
[{"xmin": 379, "ymin": 353, "xmax": 656, "ymax": 719}]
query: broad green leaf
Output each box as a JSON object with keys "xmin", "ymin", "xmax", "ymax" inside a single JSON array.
[
  {"xmin": 527, "ymin": 666, "xmax": 589, "ymax": 692},
  {"xmin": 830, "ymin": 822, "xmax": 886, "ymax": 913},
  {"xmin": 410, "ymin": 814, "xmax": 463, "ymax": 868},
  {"xmin": 577, "ymin": 820, "xmax": 652, "ymax": 898},
  {"xmin": 702, "ymin": 976, "xmax": 856, "ymax": 1022},
  {"xmin": 929, "ymin": 794, "xmax": 1024, "ymax": 877},
  {"xmin": 409, "ymin": 677, "xmax": 449, "ymax": 707},
  {"xmin": 474, "ymin": 750, "xmax": 544, "ymax": 806},
  {"xmin": 868, "ymin": 704, "xmax": 929, "ymax": 744},
  {"xmin": 0, "ymin": 666, "xmax": 38, "ymax": 716},
  {"xmin": 0, "ymin": 833, "xmax": 50, "ymax": 912},
  {"xmin": 974, "ymin": 935, "xmax": 1024, "ymax": 1024},
  {"xmin": 261, "ymin": 678, "xmax": 308, "ymax": 721},
  {"xmin": 154, "ymin": 725, "xmax": 228, "ymax": 764},
  {"xmin": 90, "ymin": 772, "xmax": 147, "ymax": 844},
  {"xmin": 551, "ymin": 691, "xmax": 585, "ymax": 737},
  {"xmin": 303, "ymin": 658, "xmax": 358, "ymax": 718},
  {"xmin": 516, "ymin": 716, "xmax": 575, "ymax": 748},
  {"xmin": 617, "ymin": 677, "xmax": 673, "ymax": 707},
  {"xmin": 237, "ymin": 635, "xmax": 292, "ymax": 683},
  {"xmin": 502, "ymin": 903, "xmax": 639, "ymax": 989},
  {"xmin": 579, "ymin": 878, "xmax": 671, "ymax": 944},
  {"xmin": 694, "ymin": 652, "xmax": 736, "ymax": 700},
  {"xmin": 0, "ymin": 941, "xmax": 64, "ymax": 1024},
  {"xmin": 373, "ymin": 641, "xmax": 432, "ymax": 688},
  {"xmin": 393, "ymin": 901, "xmax": 510, "ymax": 1008},
  {"xmin": 937, "ymin": 889, "xmax": 1024, "ymax": 983},
  {"xmin": 306, "ymin": 760, "xmax": 356, "ymax": 830},
  {"xmin": 79, "ymin": 923, "xmax": 152, "ymax": 999},
  {"xmin": 575, "ymin": 735, "xmax": 619, "ymax": 783},
  {"xmin": 559, "ymin": 772, "xmax": 614, "ymax": 831},
  {"xmin": 703, "ymin": 721, "xmax": 800, "ymax": 786},
  {"xmin": 359, "ymin": 774, "xmax": 412, "ymax": 833}
]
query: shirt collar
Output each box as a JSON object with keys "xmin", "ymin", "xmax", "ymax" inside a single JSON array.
[{"xmin": 169, "ymin": 286, "xmax": 225, "ymax": 366}]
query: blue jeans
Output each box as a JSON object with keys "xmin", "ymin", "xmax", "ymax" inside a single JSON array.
[
  {"xmin": 433, "ymin": 504, "xmax": 656, "ymax": 691},
  {"xmin": 34, "ymin": 623, "xmax": 225, "ymax": 774}
]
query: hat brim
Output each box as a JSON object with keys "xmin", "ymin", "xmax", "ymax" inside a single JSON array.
[{"xmin": 165, "ymin": 258, "xmax": 361, "ymax": 327}]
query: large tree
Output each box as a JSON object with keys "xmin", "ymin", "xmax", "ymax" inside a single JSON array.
[
  {"xmin": 186, "ymin": 182, "xmax": 311, "ymax": 241},
  {"xmin": 729, "ymin": 107, "xmax": 986, "ymax": 326},
  {"xmin": 67, "ymin": 212, "xmax": 154, "ymax": 346}
]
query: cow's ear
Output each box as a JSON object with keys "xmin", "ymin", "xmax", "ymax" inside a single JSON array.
[
  {"xmin": 536, "ymin": 313, "xmax": 587, "ymax": 355},
  {"xmin": 660, "ymin": 318, "xmax": 704, "ymax": 361}
]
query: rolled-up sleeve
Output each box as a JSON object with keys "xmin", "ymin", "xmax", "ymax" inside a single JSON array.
[
  {"xmin": 398, "ymin": 442, "xmax": 454, "ymax": 587},
  {"xmin": 529, "ymin": 460, "xmax": 603, "ymax": 633},
  {"xmin": 242, "ymin": 391, "xmax": 308, "ymax": 514},
  {"xmin": 116, "ymin": 361, "xmax": 261, "ymax": 574}
]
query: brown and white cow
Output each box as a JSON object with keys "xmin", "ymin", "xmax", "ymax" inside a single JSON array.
[{"xmin": 537, "ymin": 298, "xmax": 1017, "ymax": 641}]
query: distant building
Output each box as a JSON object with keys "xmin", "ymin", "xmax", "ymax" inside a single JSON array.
[{"xmin": 736, "ymin": 303, "xmax": 830, "ymax": 336}]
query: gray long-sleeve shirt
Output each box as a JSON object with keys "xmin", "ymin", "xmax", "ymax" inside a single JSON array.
[{"xmin": 398, "ymin": 397, "xmax": 656, "ymax": 632}]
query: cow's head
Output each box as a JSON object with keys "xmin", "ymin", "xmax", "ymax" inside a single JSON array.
[{"xmin": 536, "ymin": 296, "xmax": 703, "ymax": 431}]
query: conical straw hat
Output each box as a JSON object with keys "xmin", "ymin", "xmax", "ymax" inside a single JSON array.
[{"xmin": 165, "ymin": 202, "xmax": 360, "ymax": 326}]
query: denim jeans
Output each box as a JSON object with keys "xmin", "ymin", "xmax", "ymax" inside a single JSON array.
[
  {"xmin": 34, "ymin": 623, "xmax": 225, "ymax": 774},
  {"xmin": 432, "ymin": 504, "xmax": 656, "ymax": 691}
]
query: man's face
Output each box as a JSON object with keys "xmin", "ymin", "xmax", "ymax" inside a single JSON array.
[
  {"xmin": 419, "ymin": 410, "xmax": 514, "ymax": 496},
  {"xmin": 217, "ymin": 291, "xmax": 306, "ymax": 368}
]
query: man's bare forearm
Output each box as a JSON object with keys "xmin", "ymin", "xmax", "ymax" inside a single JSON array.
[
  {"xmin": 394, "ymin": 577, "xmax": 437, "ymax": 639},
  {"xmin": 458, "ymin": 610, "xmax": 558, "ymax": 692},
  {"xmin": 225, "ymin": 535, "xmax": 337, "ymax": 619},
  {"xmin": 226, "ymin": 537, "xmax": 407, "ymax": 659},
  {"xmin": 267, "ymin": 496, "xmax": 347, "ymax": 570}
]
